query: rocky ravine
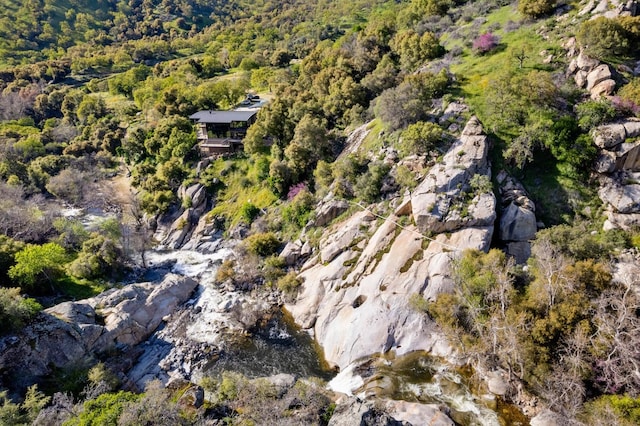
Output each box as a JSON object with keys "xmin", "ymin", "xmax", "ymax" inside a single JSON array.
[
  {"xmin": 0, "ymin": 274, "xmax": 197, "ymax": 393},
  {"xmin": 287, "ymin": 116, "xmax": 496, "ymax": 372}
]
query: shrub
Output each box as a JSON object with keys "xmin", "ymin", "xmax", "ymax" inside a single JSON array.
[
  {"xmin": 472, "ymin": 32, "xmax": 499, "ymax": 54},
  {"xmin": 244, "ymin": 232, "xmax": 281, "ymax": 257},
  {"xmin": 276, "ymin": 272, "xmax": 302, "ymax": 294},
  {"xmin": 576, "ymin": 17, "xmax": 630, "ymax": 60},
  {"xmin": 518, "ymin": 0, "xmax": 555, "ymax": 18},
  {"xmin": 8, "ymin": 243, "xmax": 68, "ymax": 291},
  {"xmin": 400, "ymin": 121, "xmax": 445, "ymax": 156},
  {"xmin": 282, "ymin": 188, "xmax": 315, "ymax": 228},
  {"xmin": 617, "ymin": 79, "xmax": 640, "ymax": 113},
  {"xmin": 215, "ymin": 259, "xmax": 236, "ymax": 283},
  {"xmin": 65, "ymin": 391, "xmax": 139, "ymax": 426},
  {"xmin": 0, "ymin": 288, "xmax": 42, "ymax": 333},
  {"xmin": 239, "ymin": 202, "xmax": 260, "ymax": 224},
  {"xmin": 263, "ymin": 256, "xmax": 286, "ymax": 285},
  {"xmin": 576, "ymin": 99, "xmax": 617, "ymax": 131},
  {"xmin": 354, "ymin": 162, "xmax": 391, "ymax": 203}
]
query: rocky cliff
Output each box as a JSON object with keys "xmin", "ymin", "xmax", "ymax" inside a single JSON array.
[
  {"xmin": 287, "ymin": 117, "xmax": 496, "ymax": 371},
  {"xmin": 0, "ymin": 274, "xmax": 197, "ymax": 392}
]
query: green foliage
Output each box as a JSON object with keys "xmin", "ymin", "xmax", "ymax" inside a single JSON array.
[
  {"xmin": 0, "ymin": 287, "xmax": 42, "ymax": 333},
  {"xmin": 262, "ymin": 255, "xmax": 286, "ymax": 285},
  {"xmin": 64, "ymin": 392, "xmax": 137, "ymax": 426},
  {"xmin": 518, "ymin": 0, "xmax": 555, "ymax": 19},
  {"xmin": 0, "ymin": 390, "xmax": 23, "ymax": 425},
  {"xmin": 390, "ymin": 30, "xmax": 444, "ymax": 70},
  {"xmin": 410, "ymin": 0, "xmax": 453, "ymax": 17},
  {"xmin": 239, "ymin": 202, "xmax": 260, "ymax": 224},
  {"xmin": 469, "ymin": 174, "xmax": 492, "ymax": 196},
  {"xmin": 244, "ymin": 232, "xmax": 281, "ymax": 257},
  {"xmin": 354, "ymin": 162, "xmax": 391, "ymax": 203},
  {"xmin": 576, "ymin": 99, "xmax": 617, "ymax": 131},
  {"xmin": 535, "ymin": 224, "xmax": 629, "ymax": 261},
  {"xmin": 618, "ymin": 78, "xmax": 640, "ymax": 109},
  {"xmin": 281, "ymin": 188, "xmax": 315, "ymax": 229},
  {"xmin": 544, "ymin": 116, "xmax": 597, "ymax": 179},
  {"xmin": 576, "ymin": 17, "xmax": 630, "ymax": 60},
  {"xmin": 276, "ymin": 271, "xmax": 303, "ymax": 294},
  {"xmin": 0, "ymin": 235, "xmax": 25, "ymax": 283},
  {"xmin": 8, "ymin": 242, "xmax": 68, "ymax": 291},
  {"xmin": 313, "ymin": 160, "xmax": 334, "ymax": 193},
  {"xmin": 285, "ymin": 114, "xmax": 330, "ymax": 179},
  {"xmin": 581, "ymin": 394, "xmax": 640, "ymax": 425},
  {"xmin": 400, "ymin": 121, "xmax": 445, "ymax": 156},
  {"xmin": 375, "ymin": 70, "xmax": 450, "ymax": 131},
  {"xmin": 67, "ymin": 234, "xmax": 122, "ymax": 280}
]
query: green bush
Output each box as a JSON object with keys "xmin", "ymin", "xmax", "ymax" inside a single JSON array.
[
  {"xmin": 576, "ymin": 17, "xmax": 630, "ymax": 60},
  {"xmin": 8, "ymin": 243, "xmax": 68, "ymax": 292},
  {"xmin": 263, "ymin": 256, "xmax": 286, "ymax": 285},
  {"xmin": 281, "ymin": 189, "xmax": 315, "ymax": 228},
  {"xmin": 64, "ymin": 391, "xmax": 139, "ymax": 426},
  {"xmin": 581, "ymin": 394, "xmax": 640, "ymax": 425},
  {"xmin": 618, "ymin": 78, "xmax": 640, "ymax": 109},
  {"xmin": 244, "ymin": 232, "xmax": 281, "ymax": 257},
  {"xmin": 400, "ymin": 121, "xmax": 444, "ymax": 156},
  {"xmin": 0, "ymin": 288, "xmax": 42, "ymax": 333},
  {"xmin": 518, "ymin": 0, "xmax": 555, "ymax": 18},
  {"xmin": 576, "ymin": 99, "xmax": 617, "ymax": 131},
  {"xmin": 276, "ymin": 272, "xmax": 302, "ymax": 294},
  {"xmin": 354, "ymin": 162, "xmax": 390, "ymax": 203},
  {"xmin": 240, "ymin": 202, "xmax": 260, "ymax": 224}
]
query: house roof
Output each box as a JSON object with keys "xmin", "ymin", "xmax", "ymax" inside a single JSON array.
[{"xmin": 189, "ymin": 110, "xmax": 258, "ymax": 124}]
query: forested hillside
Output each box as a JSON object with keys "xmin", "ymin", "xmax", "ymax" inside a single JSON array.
[{"xmin": 0, "ymin": 0, "xmax": 640, "ymax": 424}]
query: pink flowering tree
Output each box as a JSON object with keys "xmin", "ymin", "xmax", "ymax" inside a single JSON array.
[{"xmin": 472, "ymin": 32, "xmax": 499, "ymax": 55}]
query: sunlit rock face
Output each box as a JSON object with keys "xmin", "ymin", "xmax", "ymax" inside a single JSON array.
[
  {"xmin": 0, "ymin": 273, "xmax": 197, "ymax": 392},
  {"xmin": 287, "ymin": 117, "xmax": 496, "ymax": 371}
]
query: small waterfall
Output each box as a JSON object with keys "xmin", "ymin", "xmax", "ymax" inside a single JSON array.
[{"xmin": 329, "ymin": 353, "xmax": 503, "ymax": 426}]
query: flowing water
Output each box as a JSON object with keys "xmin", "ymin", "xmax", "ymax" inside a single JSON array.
[
  {"xmin": 329, "ymin": 352, "xmax": 526, "ymax": 426},
  {"xmin": 64, "ymin": 207, "xmax": 523, "ymax": 424}
]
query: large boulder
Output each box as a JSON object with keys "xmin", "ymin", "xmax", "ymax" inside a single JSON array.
[
  {"xmin": 499, "ymin": 203, "xmax": 537, "ymax": 242},
  {"xmin": 590, "ymin": 79, "xmax": 616, "ymax": 99},
  {"xmin": 0, "ymin": 274, "xmax": 197, "ymax": 392},
  {"xmin": 314, "ymin": 198, "xmax": 349, "ymax": 227},
  {"xmin": 592, "ymin": 123, "xmax": 627, "ymax": 149},
  {"xmin": 586, "ymin": 64, "xmax": 613, "ymax": 91},
  {"xmin": 598, "ymin": 179, "xmax": 640, "ymax": 214}
]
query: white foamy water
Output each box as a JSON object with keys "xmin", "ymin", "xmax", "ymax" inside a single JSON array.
[
  {"xmin": 328, "ymin": 363, "xmax": 365, "ymax": 397},
  {"xmin": 146, "ymin": 247, "xmax": 244, "ymax": 344},
  {"xmin": 146, "ymin": 248, "xmax": 232, "ymax": 283},
  {"xmin": 330, "ymin": 359, "xmax": 500, "ymax": 426}
]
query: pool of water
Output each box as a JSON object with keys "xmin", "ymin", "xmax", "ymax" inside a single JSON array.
[{"xmin": 203, "ymin": 310, "xmax": 335, "ymax": 381}]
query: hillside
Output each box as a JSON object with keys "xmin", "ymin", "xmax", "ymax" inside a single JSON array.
[{"xmin": 0, "ymin": 0, "xmax": 640, "ymax": 424}]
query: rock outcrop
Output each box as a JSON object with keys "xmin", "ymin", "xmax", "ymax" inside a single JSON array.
[
  {"xmin": 287, "ymin": 117, "xmax": 496, "ymax": 370},
  {"xmin": 0, "ymin": 274, "xmax": 197, "ymax": 392},
  {"xmin": 411, "ymin": 116, "xmax": 496, "ymax": 235},
  {"xmin": 578, "ymin": 0, "xmax": 638, "ymax": 18},
  {"xmin": 154, "ymin": 183, "xmax": 221, "ymax": 251},
  {"xmin": 329, "ymin": 396, "xmax": 454, "ymax": 426},
  {"xmin": 496, "ymin": 172, "xmax": 537, "ymax": 263},
  {"xmin": 567, "ymin": 51, "xmax": 616, "ymax": 99},
  {"xmin": 592, "ymin": 119, "xmax": 640, "ymax": 231}
]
